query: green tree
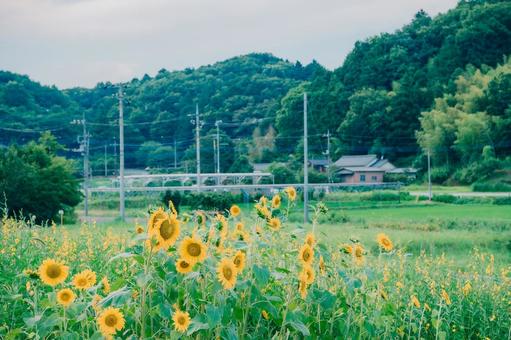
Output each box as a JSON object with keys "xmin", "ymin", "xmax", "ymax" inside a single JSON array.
[{"xmin": 0, "ymin": 133, "xmax": 81, "ymax": 222}]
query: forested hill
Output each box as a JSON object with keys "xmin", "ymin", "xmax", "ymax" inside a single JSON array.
[{"xmin": 1, "ymin": 0, "xmax": 511, "ymax": 179}]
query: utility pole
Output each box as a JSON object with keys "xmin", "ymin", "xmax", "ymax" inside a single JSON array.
[
  {"xmin": 173, "ymin": 138, "xmax": 177, "ymax": 169},
  {"xmin": 104, "ymin": 144, "xmax": 108, "ymax": 177},
  {"xmin": 323, "ymin": 129, "xmax": 331, "ymax": 183},
  {"xmin": 215, "ymin": 120, "xmax": 222, "ymax": 175},
  {"xmin": 71, "ymin": 115, "xmax": 89, "ymax": 220},
  {"xmin": 83, "ymin": 113, "xmax": 90, "ymax": 219},
  {"xmin": 427, "ymin": 148, "xmax": 432, "ymax": 201},
  {"xmin": 191, "ymin": 103, "xmax": 202, "ymax": 191},
  {"xmin": 213, "ymin": 139, "xmax": 217, "ymax": 178},
  {"xmin": 118, "ymin": 86, "xmax": 125, "ymax": 221},
  {"xmin": 303, "ymin": 92, "xmax": 309, "ymax": 226},
  {"xmin": 113, "ymin": 137, "xmax": 117, "ymax": 176}
]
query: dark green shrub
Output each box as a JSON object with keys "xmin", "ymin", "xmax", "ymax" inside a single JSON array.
[
  {"xmin": 184, "ymin": 192, "xmax": 238, "ymax": 211},
  {"xmin": 494, "ymin": 196, "xmax": 511, "ymax": 205},
  {"xmin": 452, "ymin": 158, "xmax": 501, "ymax": 184},
  {"xmin": 429, "ymin": 167, "xmax": 451, "ymax": 184},
  {"xmin": 161, "ymin": 191, "xmax": 183, "ymax": 212},
  {"xmin": 432, "ymin": 194, "xmax": 457, "ymax": 204},
  {"xmin": 472, "ymin": 181, "xmax": 511, "ymax": 192},
  {"xmin": 270, "ymin": 164, "xmax": 296, "ymax": 184}
]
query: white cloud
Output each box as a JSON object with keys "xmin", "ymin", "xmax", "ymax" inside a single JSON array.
[{"xmin": 0, "ymin": 0, "xmax": 458, "ymax": 88}]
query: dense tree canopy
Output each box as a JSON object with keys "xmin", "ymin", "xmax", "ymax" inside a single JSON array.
[{"xmin": 0, "ymin": 133, "xmax": 81, "ymax": 222}]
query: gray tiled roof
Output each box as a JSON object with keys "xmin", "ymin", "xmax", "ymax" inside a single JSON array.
[{"xmin": 334, "ymin": 154, "xmax": 378, "ymax": 167}]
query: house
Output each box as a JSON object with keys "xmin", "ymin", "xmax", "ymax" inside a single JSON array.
[
  {"xmin": 333, "ymin": 154, "xmax": 398, "ymax": 184},
  {"xmin": 308, "ymin": 159, "xmax": 329, "ymax": 172}
]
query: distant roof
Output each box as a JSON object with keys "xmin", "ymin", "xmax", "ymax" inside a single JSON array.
[
  {"xmin": 309, "ymin": 159, "xmax": 329, "ymax": 166},
  {"xmin": 252, "ymin": 163, "xmax": 272, "ymax": 172},
  {"xmin": 334, "ymin": 154, "xmax": 378, "ymax": 167}
]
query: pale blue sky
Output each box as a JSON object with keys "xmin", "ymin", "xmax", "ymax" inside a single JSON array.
[{"xmin": 0, "ymin": 0, "xmax": 458, "ymax": 88}]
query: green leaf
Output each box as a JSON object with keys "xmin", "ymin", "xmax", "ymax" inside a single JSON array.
[
  {"xmin": 108, "ymin": 252, "xmax": 133, "ymax": 263},
  {"xmin": 253, "ymin": 265, "xmax": 270, "ymax": 286},
  {"xmin": 206, "ymin": 305, "xmax": 223, "ymax": 328},
  {"xmin": 186, "ymin": 315, "xmax": 209, "ymax": 336},
  {"xmin": 159, "ymin": 303, "xmax": 172, "ymax": 319},
  {"xmin": 287, "ymin": 320, "xmax": 310, "ymax": 336},
  {"xmin": 23, "ymin": 314, "xmax": 42, "ymax": 328}
]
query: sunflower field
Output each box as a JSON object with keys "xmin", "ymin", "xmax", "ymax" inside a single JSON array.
[{"xmin": 0, "ymin": 187, "xmax": 510, "ymax": 339}]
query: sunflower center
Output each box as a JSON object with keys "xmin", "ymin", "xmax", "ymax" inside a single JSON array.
[
  {"xmin": 178, "ymin": 316, "xmax": 186, "ymax": 325},
  {"xmin": 303, "ymin": 251, "xmax": 310, "ymax": 261},
  {"xmin": 61, "ymin": 292, "xmax": 70, "ymax": 301},
  {"xmin": 187, "ymin": 243, "xmax": 201, "ymax": 257},
  {"xmin": 78, "ymin": 278, "xmax": 87, "ymax": 286},
  {"xmin": 46, "ymin": 264, "xmax": 62, "ymax": 279},
  {"xmin": 180, "ymin": 261, "xmax": 189, "ymax": 268},
  {"xmin": 383, "ymin": 239, "xmax": 390, "ymax": 246},
  {"xmin": 105, "ymin": 314, "xmax": 118, "ymax": 327},
  {"xmin": 223, "ymin": 266, "xmax": 233, "ymax": 280},
  {"xmin": 159, "ymin": 220, "xmax": 175, "ymax": 240}
]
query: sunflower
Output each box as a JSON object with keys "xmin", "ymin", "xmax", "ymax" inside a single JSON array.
[
  {"xmin": 230, "ymin": 205, "xmax": 241, "ymax": 217},
  {"xmin": 175, "ymin": 258, "xmax": 193, "ymax": 274},
  {"xmin": 150, "ymin": 216, "xmax": 180, "ymax": 251},
  {"xmin": 102, "ymin": 276, "xmax": 111, "ymax": 294},
  {"xmin": 97, "ymin": 307, "xmax": 125, "ymax": 337},
  {"xmin": 319, "ymin": 255, "xmax": 326, "ymax": 275},
  {"xmin": 298, "ymin": 244, "xmax": 314, "ymax": 266},
  {"xmin": 233, "ymin": 251, "xmax": 246, "ymax": 272},
  {"xmin": 271, "ymin": 194, "xmax": 281, "ymax": 208},
  {"xmin": 377, "ymin": 233, "xmax": 393, "ymax": 252},
  {"xmin": 411, "ymin": 295, "xmax": 421, "ymax": 308},
  {"xmin": 380, "ymin": 288, "xmax": 388, "ymax": 300},
  {"xmin": 342, "ymin": 244, "xmax": 353, "ymax": 254},
  {"xmin": 261, "ymin": 310, "xmax": 269, "ymax": 320},
  {"xmin": 179, "ymin": 236, "xmax": 208, "ymax": 264},
  {"xmin": 172, "ymin": 310, "xmax": 191, "ymax": 333},
  {"xmin": 233, "ymin": 230, "xmax": 251, "ymax": 243},
  {"xmin": 135, "ymin": 224, "xmax": 144, "ymax": 234},
  {"xmin": 305, "ymin": 233, "xmax": 315, "ymax": 247},
  {"xmin": 353, "ymin": 244, "xmax": 364, "ymax": 265},
  {"xmin": 255, "ymin": 204, "xmax": 271, "ymax": 219},
  {"xmin": 56, "ymin": 288, "xmax": 75, "ymax": 307},
  {"xmin": 91, "ymin": 294, "xmax": 102, "ymax": 312},
  {"xmin": 299, "ymin": 265, "xmax": 315, "ymax": 285},
  {"xmin": 268, "ymin": 217, "xmax": 281, "ymax": 231},
  {"xmin": 217, "ymin": 258, "xmax": 237, "ymax": 289},
  {"xmin": 72, "ymin": 269, "xmax": 96, "ymax": 290},
  {"xmin": 299, "ymin": 279, "xmax": 308, "ymax": 299},
  {"xmin": 441, "ymin": 289, "xmax": 451, "ymax": 305},
  {"xmin": 284, "ymin": 187, "xmax": 297, "ymax": 201},
  {"xmin": 39, "ymin": 259, "xmax": 69, "ymax": 286},
  {"xmin": 462, "ymin": 282, "xmax": 471, "ymax": 296},
  {"xmin": 196, "ymin": 212, "xmax": 206, "ymax": 226},
  {"xmin": 259, "ymin": 196, "xmax": 268, "ymax": 207},
  {"xmin": 147, "ymin": 207, "xmax": 168, "ymax": 233},
  {"xmin": 235, "ymin": 222, "xmax": 244, "ymax": 231}
]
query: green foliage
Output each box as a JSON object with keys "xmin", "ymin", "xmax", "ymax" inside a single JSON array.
[
  {"xmin": 184, "ymin": 192, "xmax": 240, "ymax": 211},
  {"xmin": 472, "ymin": 181, "xmax": 511, "ymax": 192},
  {"xmin": 432, "ymin": 194, "xmax": 457, "ymax": 204},
  {"xmin": 269, "ymin": 164, "xmax": 296, "ymax": 184},
  {"xmin": 429, "ymin": 167, "xmax": 451, "ymax": 184},
  {"xmin": 0, "ymin": 133, "xmax": 81, "ymax": 222},
  {"xmin": 451, "ymin": 157, "xmax": 501, "ymax": 184}
]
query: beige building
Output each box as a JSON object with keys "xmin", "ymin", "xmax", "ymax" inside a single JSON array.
[{"xmin": 333, "ymin": 154, "xmax": 398, "ymax": 184}]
